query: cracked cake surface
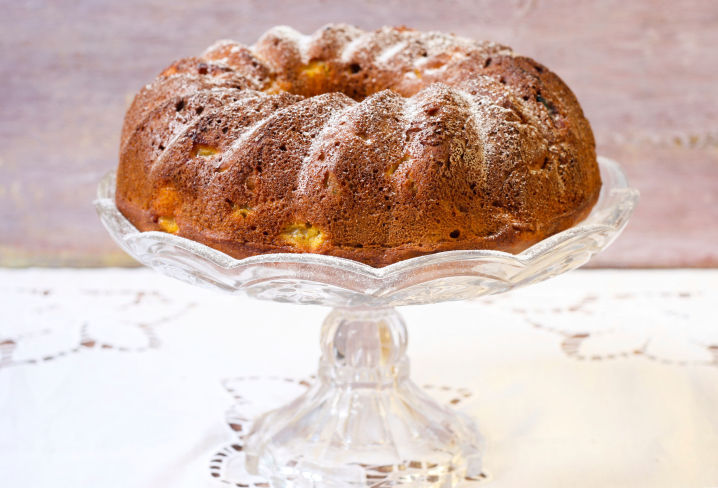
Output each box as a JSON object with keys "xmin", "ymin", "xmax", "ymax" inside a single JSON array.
[{"xmin": 116, "ymin": 24, "xmax": 602, "ymax": 267}]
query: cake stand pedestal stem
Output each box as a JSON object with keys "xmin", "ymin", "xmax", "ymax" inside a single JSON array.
[{"xmin": 245, "ymin": 307, "xmax": 483, "ymax": 488}]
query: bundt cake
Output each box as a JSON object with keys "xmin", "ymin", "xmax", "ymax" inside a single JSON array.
[{"xmin": 116, "ymin": 24, "xmax": 601, "ymax": 267}]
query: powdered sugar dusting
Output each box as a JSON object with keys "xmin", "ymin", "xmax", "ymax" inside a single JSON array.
[
  {"xmin": 340, "ymin": 33, "xmax": 370, "ymax": 63},
  {"xmin": 117, "ymin": 24, "xmax": 600, "ymax": 267},
  {"xmin": 376, "ymin": 41, "xmax": 408, "ymax": 64}
]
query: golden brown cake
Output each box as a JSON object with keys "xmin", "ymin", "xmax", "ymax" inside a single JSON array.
[{"xmin": 116, "ymin": 24, "xmax": 601, "ymax": 267}]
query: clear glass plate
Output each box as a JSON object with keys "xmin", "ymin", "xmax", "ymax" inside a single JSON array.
[
  {"xmin": 95, "ymin": 157, "xmax": 638, "ymax": 308},
  {"xmin": 95, "ymin": 156, "xmax": 638, "ymax": 488}
]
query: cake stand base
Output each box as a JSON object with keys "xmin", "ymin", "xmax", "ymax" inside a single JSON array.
[{"xmin": 244, "ymin": 307, "xmax": 484, "ymax": 488}]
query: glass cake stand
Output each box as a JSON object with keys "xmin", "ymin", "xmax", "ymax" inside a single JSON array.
[{"xmin": 95, "ymin": 157, "xmax": 638, "ymax": 488}]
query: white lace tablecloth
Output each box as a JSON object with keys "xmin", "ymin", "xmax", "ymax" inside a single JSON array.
[{"xmin": 1, "ymin": 268, "xmax": 717, "ymax": 488}]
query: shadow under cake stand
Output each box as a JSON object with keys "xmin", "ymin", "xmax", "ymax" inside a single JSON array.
[{"xmin": 95, "ymin": 157, "xmax": 638, "ymax": 488}]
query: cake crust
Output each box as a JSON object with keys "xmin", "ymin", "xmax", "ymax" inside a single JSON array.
[{"xmin": 116, "ymin": 24, "xmax": 601, "ymax": 267}]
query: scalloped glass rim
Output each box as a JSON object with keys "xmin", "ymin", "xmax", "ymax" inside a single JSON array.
[{"xmin": 94, "ymin": 157, "xmax": 638, "ymax": 305}]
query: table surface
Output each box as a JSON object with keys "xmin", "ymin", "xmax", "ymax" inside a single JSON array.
[{"xmin": 1, "ymin": 268, "xmax": 717, "ymax": 488}]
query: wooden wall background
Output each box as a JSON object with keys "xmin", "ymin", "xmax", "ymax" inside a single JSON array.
[{"xmin": 1, "ymin": 0, "xmax": 717, "ymax": 267}]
